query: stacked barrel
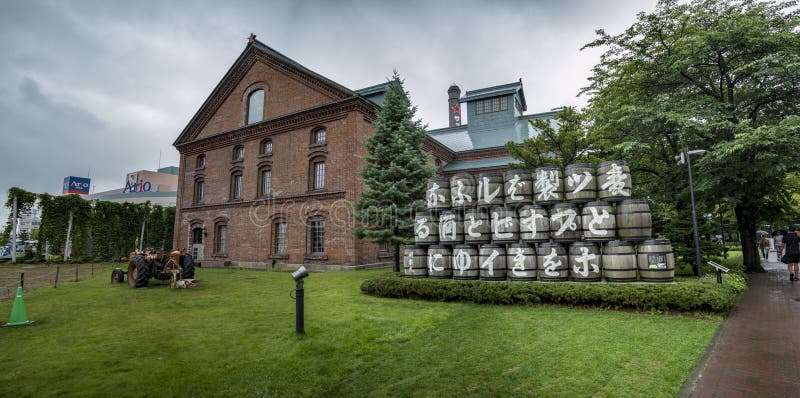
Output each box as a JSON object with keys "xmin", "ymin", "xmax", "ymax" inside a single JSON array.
[{"xmin": 406, "ymin": 160, "xmax": 675, "ymax": 283}]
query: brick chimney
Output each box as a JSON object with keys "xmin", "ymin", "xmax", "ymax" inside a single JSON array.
[{"xmin": 448, "ymin": 83, "xmax": 461, "ymax": 127}]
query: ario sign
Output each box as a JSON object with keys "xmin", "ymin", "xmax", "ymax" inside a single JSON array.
[
  {"xmin": 124, "ymin": 172, "xmax": 153, "ymax": 193},
  {"xmin": 63, "ymin": 176, "xmax": 91, "ymax": 195}
]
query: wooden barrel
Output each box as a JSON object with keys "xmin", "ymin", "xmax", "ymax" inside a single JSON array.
[
  {"xmin": 438, "ymin": 210, "xmax": 465, "ymax": 244},
  {"xmin": 477, "ymin": 172, "xmax": 505, "ymax": 207},
  {"xmin": 426, "ymin": 177, "xmax": 451, "ymax": 210},
  {"xmin": 616, "ymin": 199, "xmax": 652, "ymax": 242},
  {"xmin": 414, "ymin": 212, "xmax": 439, "ymax": 245},
  {"xmin": 564, "ymin": 163, "xmax": 597, "ymax": 203},
  {"xmin": 533, "ymin": 166, "xmax": 564, "ymax": 205},
  {"xmin": 427, "ymin": 245, "xmax": 453, "ymax": 279},
  {"xmin": 450, "ymin": 173, "xmax": 476, "ymax": 209},
  {"xmin": 491, "ymin": 206, "xmax": 519, "ymax": 243},
  {"xmin": 550, "ymin": 203, "xmax": 581, "ymax": 242},
  {"xmin": 602, "ymin": 241, "xmax": 637, "ymax": 282},
  {"xmin": 537, "ymin": 242, "xmax": 568, "ymax": 281},
  {"xmin": 508, "ymin": 243, "xmax": 537, "ymax": 281},
  {"xmin": 452, "ymin": 245, "xmax": 479, "ymax": 280},
  {"xmin": 403, "ymin": 245, "xmax": 428, "ymax": 278},
  {"xmin": 569, "ymin": 242, "xmax": 602, "ymax": 282},
  {"xmin": 597, "ymin": 160, "xmax": 632, "ymax": 201},
  {"xmin": 519, "ymin": 205, "xmax": 550, "ymax": 243},
  {"xmin": 479, "ymin": 244, "xmax": 507, "ymax": 281},
  {"xmin": 504, "ymin": 169, "xmax": 533, "ymax": 206},
  {"xmin": 581, "ymin": 201, "xmax": 616, "ymax": 241},
  {"xmin": 464, "ymin": 208, "xmax": 491, "ymax": 244},
  {"xmin": 637, "ymin": 240, "xmax": 675, "ymax": 282}
]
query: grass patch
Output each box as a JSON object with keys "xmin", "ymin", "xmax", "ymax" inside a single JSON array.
[{"xmin": 0, "ymin": 266, "xmax": 720, "ymax": 397}]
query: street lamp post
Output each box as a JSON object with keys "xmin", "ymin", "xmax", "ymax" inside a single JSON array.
[{"xmin": 677, "ymin": 146, "xmax": 706, "ymax": 277}]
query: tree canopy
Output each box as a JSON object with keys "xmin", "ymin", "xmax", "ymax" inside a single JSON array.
[
  {"xmin": 583, "ymin": 0, "xmax": 800, "ymax": 272},
  {"xmin": 353, "ymin": 72, "xmax": 434, "ymax": 271},
  {"xmin": 506, "ymin": 106, "xmax": 598, "ymax": 169}
]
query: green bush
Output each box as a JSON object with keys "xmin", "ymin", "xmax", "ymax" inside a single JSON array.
[{"xmin": 361, "ymin": 274, "xmax": 742, "ymax": 313}]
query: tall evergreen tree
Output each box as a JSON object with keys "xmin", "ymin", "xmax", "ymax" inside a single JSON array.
[{"xmin": 353, "ymin": 72, "xmax": 434, "ymax": 271}]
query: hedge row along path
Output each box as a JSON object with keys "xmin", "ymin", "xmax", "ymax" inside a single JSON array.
[{"xmin": 681, "ymin": 252, "xmax": 800, "ymax": 397}]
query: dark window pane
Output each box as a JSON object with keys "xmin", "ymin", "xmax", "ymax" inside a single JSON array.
[{"xmin": 233, "ymin": 174, "xmax": 242, "ymax": 199}]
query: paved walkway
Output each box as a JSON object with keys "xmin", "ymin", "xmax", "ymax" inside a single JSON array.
[{"xmin": 682, "ymin": 252, "xmax": 800, "ymax": 397}]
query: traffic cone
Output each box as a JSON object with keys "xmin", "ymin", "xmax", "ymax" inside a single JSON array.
[{"xmin": 3, "ymin": 286, "xmax": 34, "ymax": 327}]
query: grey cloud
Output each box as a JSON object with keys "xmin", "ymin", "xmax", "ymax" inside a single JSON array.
[{"xmin": 0, "ymin": 0, "xmax": 657, "ymax": 222}]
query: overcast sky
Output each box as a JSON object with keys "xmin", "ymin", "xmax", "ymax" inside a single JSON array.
[{"xmin": 0, "ymin": 0, "xmax": 657, "ymax": 220}]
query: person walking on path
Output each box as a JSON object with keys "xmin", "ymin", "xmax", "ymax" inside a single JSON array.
[
  {"xmin": 773, "ymin": 229, "xmax": 784, "ymax": 261},
  {"xmin": 781, "ymin": 226, "xmax": 799, "ymax": 281},
  {"xmin": 759, "ymin": 234, "xmax": 770, "ymax": 261}
]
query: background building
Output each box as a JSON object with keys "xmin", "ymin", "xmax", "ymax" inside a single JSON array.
[
  {"xmin": 424, "ymin": 82, "xmax": 555, "ymax": 176},
  {"xmin": 88, "ymin": 166, "xmax": 178, "ymax": 206}
]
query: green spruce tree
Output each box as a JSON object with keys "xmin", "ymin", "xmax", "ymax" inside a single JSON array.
[{"xmin": 353, "ymin": 72, "xmax": 434, "ymax": 271}]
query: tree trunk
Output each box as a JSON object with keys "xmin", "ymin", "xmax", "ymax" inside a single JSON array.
[
  {"xmin": 393, "ymin": 243, "xmax": 400, "ymax": 273},
  {"xmin": 734, "ymin": 202, "xmax": 764, "ymax": 273}
]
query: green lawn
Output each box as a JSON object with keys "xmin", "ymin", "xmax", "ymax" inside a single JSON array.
[{"xmin": 0, "ymin": 266, "xmax": 720, "ymax": 397}]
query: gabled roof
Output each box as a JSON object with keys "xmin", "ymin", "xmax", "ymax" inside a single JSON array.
[
  {"xmin": 460, "ymin": 81, "xmax": 527, "ymax": 111},
  {"xmin": 174, "ymin": 39, "xmax": 358, "ymax": 146}
]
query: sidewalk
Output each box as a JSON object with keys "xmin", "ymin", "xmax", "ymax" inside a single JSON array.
[{"xmin": 682, "ymin": 252, "xmax": 800, "ymax": 397}]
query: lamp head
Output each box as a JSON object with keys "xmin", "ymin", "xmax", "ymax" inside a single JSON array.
[{"xmin": 291, "ymin": 266, "xmax": 309, "ymax": 281}]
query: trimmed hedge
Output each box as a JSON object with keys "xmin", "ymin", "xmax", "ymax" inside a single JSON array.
[{"xmin": 361, "ymin": 274, "xmax": 744, "ymax": 313}]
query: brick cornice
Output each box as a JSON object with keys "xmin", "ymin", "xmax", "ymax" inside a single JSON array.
[
  {"xmin": 177, "ymin": 97, "xmax": 377, "ymax": 155},
  {"xmin": 453, "ymin": 146, "xmax": 509, "ymax": 161},
  {"xmin": 179, "ymin": 190, "xmax": 347, "ymax": 213}
]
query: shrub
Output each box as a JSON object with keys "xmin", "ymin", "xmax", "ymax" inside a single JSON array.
[{"xmin": 361, "ymin": 274, "xmax": 742, "ymax": 313}]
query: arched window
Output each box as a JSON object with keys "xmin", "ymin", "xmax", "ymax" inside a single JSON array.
[
  {"xmin": 259, "ymin": 167, "xmax": 271, "ymax": 197},
  {"xmin": 214, "ymin": 223, "xmax": 227, "ymax": 254},
  {"xmin": 260, "ymin": 138, "xmax": 273, "ymax": 156},
  {"xmin": 312, "ymin": 127, "xmax": 327, "ymax": 145},
  {"xmin": 191, "ymin": 227, "xmax": 204, "ymax": 244},
  {"xmin": 196, "ymin": 154, "xmax": 206, "ymax": 169},
  {"xmin": 194, "ymin": 178, "xmax": 205, "ymax": 204},
  {"xmin": 232, "ymin": 146, "xmax": 244, "ymax": 161},
  {"xmin": 309, "ymin": 157, "xmax": 325, "ymax": 190},
  {"xmin": 247, "ymin": 89, "xmax": 264, "ymax": 125},
  {"xmin": 230, "ymin": 172, "xmax": 243, "ymax": 200}
]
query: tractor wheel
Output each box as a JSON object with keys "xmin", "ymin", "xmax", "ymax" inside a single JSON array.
[
  {"xmin": 180, "ymin": 254, "xmax": 196, "ymax": 279},
  {"xmin": 127, "ymin": 255, "xmax": 150, "ymax": 288},
  {"xmin": 110, "ymin": 268, "xmax": 125, "ymax": 284}
]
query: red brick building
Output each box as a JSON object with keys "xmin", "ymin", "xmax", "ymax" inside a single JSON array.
[
  {"xmin": 172, "ymin": 40, "xmax": 392, "ymax": 268},
  {"xmin": 173, "ymin": 40, "xmax": 556, "ymax": 268}
]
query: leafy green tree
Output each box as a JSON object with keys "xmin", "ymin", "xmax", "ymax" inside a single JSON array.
[
  {"xmin": 1, "ymin": 187, "xmax": 38, "ymax": 247},
  {"xmin": 583, "ymin": 0, "xmax": 800, "ymax": 273},
  {"xmin": 506, "ymin": 106, "xmax": 599, "ymax": 169},
  {"xmin": 353, "ymin": 72, "xmax": 434, "ymax": 271}
]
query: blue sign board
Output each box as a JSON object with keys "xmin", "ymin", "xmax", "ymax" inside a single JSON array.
[{"xmin": 63, "ymin": 176, "xmax": 91, "ymax": 195}]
